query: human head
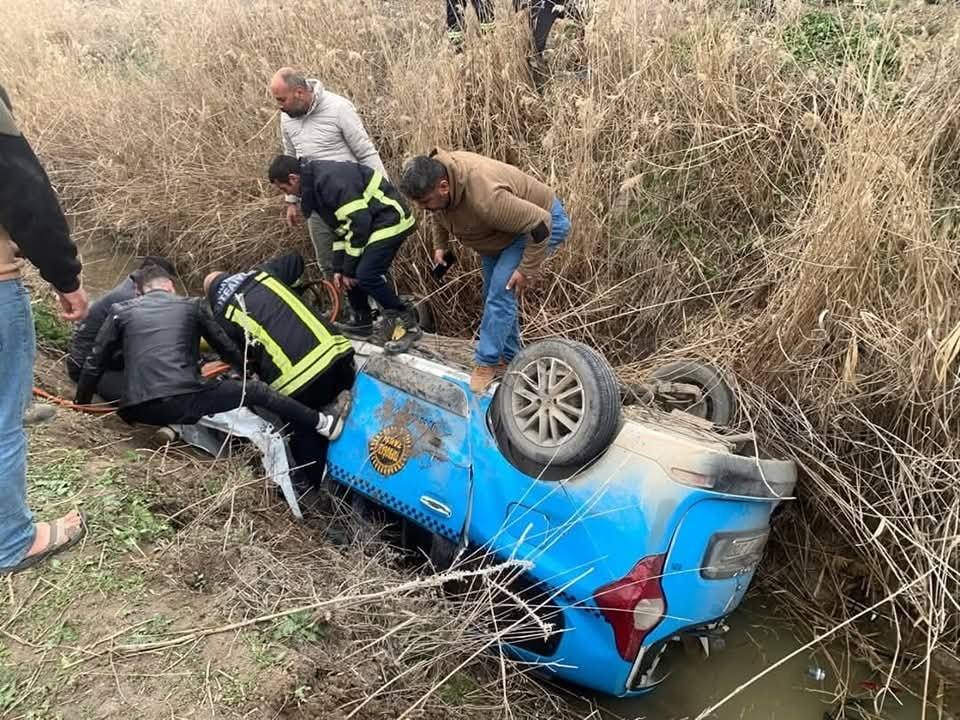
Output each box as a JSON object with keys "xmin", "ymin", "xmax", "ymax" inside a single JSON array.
[
  {"xmin": 268, "ymin": 155, "xmax": 302, "ymax": 196},
  {"xmin": 399, "ymin": 156, "xmax": 451, "ymax": 211},
  {"xmin": 270, "ymin": 67, "xmax": 314, "ymax": 118},
  {"xmin": 203, "ymin": 271, "xmax": 224, "ymax": 297},
  {"xmin": 133, "ymin": 265, "xmax": 176, "ymax": 295},
  {"xmin": 138, "ymin": 255, "xmax": 177, "ymax": 277}
]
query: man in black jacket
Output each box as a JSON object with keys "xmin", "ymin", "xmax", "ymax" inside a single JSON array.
[
  {"xmin": 75, "ymin": 265, "xmax": 346, "ymax": 441},
  {"xmin": 268, "ymin": 155, "xmax": 421, "ymax": 354},
  {"xmin": 1, "ymin": 84, "xmax": 89, "ymax": 574},
  {"xmin": 66, "ymin": 255, "xmax": 177, "ymax": 402}
]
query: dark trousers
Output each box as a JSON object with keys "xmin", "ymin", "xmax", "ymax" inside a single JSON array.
[
  {"xmin": 346, "ymin": 236, "xmax": 404, "ymax": 316},
  {"xmin": 287, "ymin": 355, "xmax": 357, "ymax": 484},
  {"xmin": 447, "ymin": 0, "xmax": 495, "ymax": 32},
  {"xmin": 294, "ymin": 355, "xmax": 357, "ymax": 411},
  {"xmin": 447, "ymin": 0, "xmax": 573, "ymax": 55},
  {"xmin": 119, "ymin": 379, "xmax": 320, "ymax": 431},
  {"xmin": 66, "ymin": 359, "xmax": 123, "ymax": 404}
]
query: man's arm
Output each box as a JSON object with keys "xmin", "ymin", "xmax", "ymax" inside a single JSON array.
[
  {"xmin": 478, "ymin": 185, "xmax": 552, "ymax": 279},
  {"xmin": 75, "ymin": 311, "xmax": 121, "ymax": 405},
  {"xmin": 254, "ymin": 252, "xmax": 305, "ymax": 286},
  {"xmin": 338, "ymin": 99, "xmax": 388, "ymax": 178},
  {"xmin": 0, "ymin": 127, "xmax": 82, "ymax": 295},
  {"xmin": 279, "ymin": 119, "xmax": 300, "ymax": 204},
  {"xmin": 198, "ymin": 302, "xmax": 245, "ymax": 370}
]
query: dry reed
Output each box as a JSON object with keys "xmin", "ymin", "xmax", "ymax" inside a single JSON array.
[{"xmin": 3, "ymin": 0, "xmax": 960, "ymax": 704}]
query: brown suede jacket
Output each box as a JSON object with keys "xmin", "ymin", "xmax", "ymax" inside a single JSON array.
[{"xmin": 428, "ymin": 148, "xmax": 555, "ymax": 279}]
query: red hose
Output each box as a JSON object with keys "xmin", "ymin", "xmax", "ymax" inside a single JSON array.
[{"xmin": 32, "ymin": 386, "xmax": 116, "ymax": 415}]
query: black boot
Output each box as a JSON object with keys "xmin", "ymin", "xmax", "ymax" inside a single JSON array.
[
  {"xmin": 384, "ymin": 303, "xmax": 423, "ymax": 355},
  {"xmin": 334, "ymin": 307, "xmax": 373, "ymax": 338}
]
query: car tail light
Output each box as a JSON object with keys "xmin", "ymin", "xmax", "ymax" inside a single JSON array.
[
  {"xmin": 701, "ymin": 528, "xmax": 770, "ymax": 579},
  {"xmin": 669, "ymin": 467, "xmax": 716, "ymax": 489},
  {"xmin": 592, "ymin": 554, "xmax": 666, "ymax": 661}
]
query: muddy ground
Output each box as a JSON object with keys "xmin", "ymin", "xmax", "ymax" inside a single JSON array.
[{"xmin": 1, "ymin": 329, "xmax": 573, "ymax": 720}]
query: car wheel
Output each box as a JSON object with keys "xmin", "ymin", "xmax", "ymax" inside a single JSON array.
[
  {"xmin": 493, "ymin": 339, "xmax": 622, "ymax": 467},
  {"xmin": 647, "ymin": 360, "xmax": 737, "ymax": 426}
]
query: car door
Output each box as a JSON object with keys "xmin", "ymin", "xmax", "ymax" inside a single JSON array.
[{"xmin": 325, "ymin": 353, "xmax": 472, "ymax": 542}]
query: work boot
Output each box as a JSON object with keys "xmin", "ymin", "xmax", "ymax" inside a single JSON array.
[
  {"xmin": 23, "ymin": 403, "xmax": 56, "ymax": 426},
  {"xmin": 334, "ymin": 308, "xmax": 373, "ymax": 339},
  {"xmin": 321, "ymin": 390, "xmax": 353, "ymax": 423},
  {"xmin": 154, "ymin": 426, "xmax": 177, "ymax": 445},
  {"xmin": 383, "ymin": 304, "xmax": 423, "ymax": 356},
  {"xmin": 470, "ymin": 365, "xmax": 499, "ymax": 393}
]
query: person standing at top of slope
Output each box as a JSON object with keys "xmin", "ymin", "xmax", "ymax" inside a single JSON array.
[
  {"xmin": 0, "ymin": 83, "xmax": 90, "ymax": 575},
  {"xmin": 398, "ymin": 148, "xmax": 571, "ymax": 394},
  {"xmin": 270, "ymin": 67, "xmax": 388, "ymax": 281}
]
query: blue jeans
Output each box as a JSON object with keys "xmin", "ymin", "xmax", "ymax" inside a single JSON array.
[
  {"xmin": 475, "ymin": 197, "xmax": 571, "ymax": 366},
  {"xmin": 0, "ymin": 280, "xmax": 37, "ymax": 568}
]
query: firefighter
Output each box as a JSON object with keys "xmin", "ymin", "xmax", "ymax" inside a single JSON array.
[
  {"xmin": 204, "ymin": 251, "xmax": 356, "ymax": 485},
  {"xmin": 268, "ymin": 155, "xmax": 421, "ymax": 355}
]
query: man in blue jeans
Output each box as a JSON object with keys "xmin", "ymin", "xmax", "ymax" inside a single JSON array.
[
  {"xmin": 0, "ymin": 85, "xmax": 90, "ymax": 574},
  {"xmin": 399, "ymin": 148, "xmax": 571, "ymax": 392}
]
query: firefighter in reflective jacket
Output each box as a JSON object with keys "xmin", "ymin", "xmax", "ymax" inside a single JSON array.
[
  {"xmin": 204, "ymin": 252, "xmax": 355, "ymax": 413},
  {"xmin": 268, "ymin": 155, "xmax": 421, "ymax": 355},
  {"xmin": 204, "ymin": 252, "xmax": 356, "ymax": 484}
]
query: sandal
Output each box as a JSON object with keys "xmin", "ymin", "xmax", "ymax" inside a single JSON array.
[{"xmin": 0, "ymin": 511, "xmax": 87, "ymax": 575}]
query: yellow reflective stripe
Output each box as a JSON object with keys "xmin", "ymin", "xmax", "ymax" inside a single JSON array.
[
  {"xmin": 369, "ymin": 191, "xmax": 416, "ymax": 244},
  {"xmin": 333, "ymin": 171, "xmax": 383, "ymax": 246},
  {"xmin": 255, "ymin": 273, "xmax": 333, "ymax": 343},
  {"xmin": 224, "ymin": 305, "xmax": 294, "ymax": 374},
  {"xmin": 332, "ymin": 239, "xmax": 347, "ymax": 252},
  {"xmin": 274, "ymin": 335, "xmax": 353, "ymax": 396}
]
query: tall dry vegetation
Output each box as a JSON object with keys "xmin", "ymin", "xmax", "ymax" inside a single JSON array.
[{"xmin": 3, "ymin": 0, "xmax": 960, "ymax": 698}]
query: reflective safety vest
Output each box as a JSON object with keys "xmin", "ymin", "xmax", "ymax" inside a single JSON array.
[
  {"xmin": 221, "ymin": 271, "xmax": 353, "ymax": 397},
  {"xmin": 299, "ymin": 160, "xmax": 416, "ymax": 278}
]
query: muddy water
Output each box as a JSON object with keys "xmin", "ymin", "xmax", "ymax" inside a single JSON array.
[
  {"xmin": 79, "ymin": 239, "xmax": 138, "ymax": 296},
  {"xmin": 598, "ymin": 596, "xmax": 930, "ymax": 720}
]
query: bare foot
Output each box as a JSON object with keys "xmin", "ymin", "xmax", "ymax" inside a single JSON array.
[{"xmin": 25, "ymin": 511, "xmax": 83, "ymax": 558}]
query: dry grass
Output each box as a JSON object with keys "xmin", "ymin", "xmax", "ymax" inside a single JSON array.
[{"xmin": 4, "ymin": 0, "xmax": 960, "ymax": 707}]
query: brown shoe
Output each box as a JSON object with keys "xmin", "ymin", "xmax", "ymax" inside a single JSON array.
[{"xmin": 470, "ymin": 365, "xmax": 499, "ymax": 393}]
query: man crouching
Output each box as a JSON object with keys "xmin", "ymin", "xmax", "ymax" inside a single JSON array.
[{"xmin": 268, "ymin": 155, "xmax": 421, "ymax": 354}]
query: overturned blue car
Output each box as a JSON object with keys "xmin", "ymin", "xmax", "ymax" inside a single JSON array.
[{"xmin": 322, "ymin": 337, "xmax": 797, "ymax": 696}]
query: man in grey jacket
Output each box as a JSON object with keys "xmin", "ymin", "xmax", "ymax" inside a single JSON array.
[{"xmin": 271, "ymin": 68, "xmax": 388, "ymax": 280}]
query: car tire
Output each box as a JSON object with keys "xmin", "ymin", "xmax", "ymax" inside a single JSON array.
[
  {"xmin": 493, "ymin": 339, "xmax": 622, "ymax": 468},
  {"xmin": 647, "ymin": 360, "xmax": 737, "ymax": 426}
]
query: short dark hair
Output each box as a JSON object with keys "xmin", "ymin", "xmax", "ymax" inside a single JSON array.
[
  {"xmin": 133, "ymin": 264, "xmax": 174, "ymax": 293},
  {"xmin": 399, "ymin": 156, "xmax": 448, "ymax": 200},
  {"xmin": 268, "ymin": 155, "xmax": 301, "ymax": 184},
  {"xmin": 138, "ymin": 255, "xmax": 177, "ymax": 277}
]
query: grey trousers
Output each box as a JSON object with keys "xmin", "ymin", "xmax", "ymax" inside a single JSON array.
[{"xmin": 307, "ymin": 213, "xmax": 337, "ymax": 279}]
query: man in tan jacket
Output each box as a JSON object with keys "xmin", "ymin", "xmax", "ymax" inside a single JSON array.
[
  {"xmin": 399, "ymin": 148, "xmax": 571, "ymax": 392},
  {"xmin": 0, "ymin": 85, "xmax": 89, "ymax": 574}
]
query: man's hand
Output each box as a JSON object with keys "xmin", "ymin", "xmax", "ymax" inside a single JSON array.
[
  {"xmin": 58, "ymin": 287, "xmax": 89, "ymax": 322},
  {"xmin": 506, "ymin": 270, "xmax": 526, "ymax": 294},
  {"xmin": 284, "ymin": 203, "xmax": 302, "ymax": 228},
  {"xmin": 433, "ymin": 248, "xmax": 448, "ymax": 266},
  {"xmin": 342, "ymin": 276, "xmax": 358, "ymax": 290}
]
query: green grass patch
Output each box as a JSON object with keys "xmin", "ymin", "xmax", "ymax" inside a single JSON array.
[
  {"xmin": 270, "ymin": 611, "xmax": 326, "ymax": 645},
  {"xmin": 782, "ymin": 10, "xmax": 899, "ymax": 78},
  {"xmin": 32, "ymin": 298, "xmax": 72, "ymax": 353}
]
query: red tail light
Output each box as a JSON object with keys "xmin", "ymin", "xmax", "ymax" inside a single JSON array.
[{"xmin": 592, "ymin": 554, "xmax": 667, "ymax": 661}]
